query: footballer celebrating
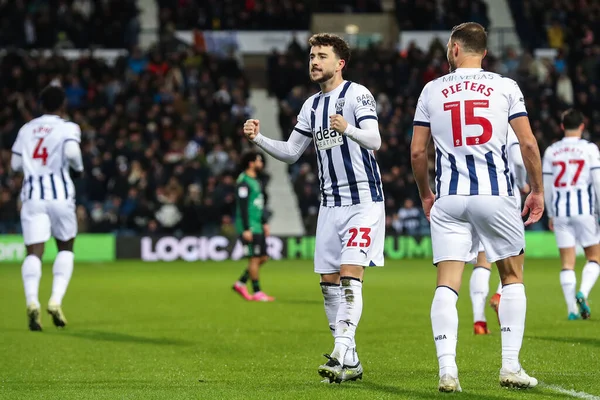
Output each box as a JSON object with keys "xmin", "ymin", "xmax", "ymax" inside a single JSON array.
[
  {"xmin": 243, "ymin": 33, "xmax": 384, "ymax": 383},
  {"xmin": 411, "ymin": 23, "xmax": 544, "ymax": 391},
  {"xmin": 10, "ymin": 85, "xmax": 84, "ymax": 331}
]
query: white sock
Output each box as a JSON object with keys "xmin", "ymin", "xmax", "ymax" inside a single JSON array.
[
  {"xmin": 560, "ymin": 269, "xmax": 578, "ymax": 315},
  {"xmin": 320, "ymin": 283, "xmax": 341, "ymax": 337},
  {"xmin": 470, "ymin": 267, "xmax": 490, "ymax": 323},
  {"xmin": 332, "ymin": 278, "xmax": 363, "ymax": 362},
  {"xmin": 431, "ymin": 286, "xmax": 459, "ymax": 378},
  {"xmin": 580, "ymin": 261, "xmax": 600, "ymax": 299},
  {"xmin": 49, "ymin": 251, "xmax": 74, "ymax": 306},
  {"xmin": 499, "ymin": 283, "xmax": 526, "ymax": 372},
  {"xmin": 22, "ymin": 255, "xmax": 42, "ymax": 308},
  {"xmin": 496, "ymin": 280, "xmax": 503, "ymax": 295}
]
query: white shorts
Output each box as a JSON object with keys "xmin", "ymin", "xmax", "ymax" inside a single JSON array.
[
  {"xmin": 431, "ymin": 196, "xmax": 524, "ymax": 264},
  {"xmin": 553, "ymin": 215, "xmax": 599, "ymax": 249},
  {"xmin": 314, "ymin": 201, "xmax": 385, "ymax": 274},
  {"xmin": 20, "ymin": 200, "xmax": 77, "ymax": 245},
  {"xmin": 475, "ymin": 191, "xmax": 522, "ymax": 255}
]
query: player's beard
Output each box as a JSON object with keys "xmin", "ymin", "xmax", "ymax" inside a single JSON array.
[{"xmin": 311, "ymin": 69, "xmax": 334, "ymax": 83}]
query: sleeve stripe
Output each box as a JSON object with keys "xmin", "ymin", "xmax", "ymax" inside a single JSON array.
[
  {"xmin": 11, "ymin": 151, "xmax": 22, "ymax": 156},
  {"xmin": 591, "ymin": 167, "xmax": 600, "ymax": 170},
  {"xmin": 64, "ymin": 138, "xmax": 81, "ymax": 144},
  {"xmin": 542, "ymin": 172, "xmax": 553, "ymax": 175},
  {"xmin": 357, "ymin": 115, "xmax": 378, "ymax": 123},
  {"xmin": 413, "ymin": 121, "xmax": 431, "ymax": 127},
  {"xmin": 508, "ymin": 112, "xmax": 528, "ymax": 121},
  {"xmin": 294, "ymin": 127, "xmax": 312, "ymax": 138}
]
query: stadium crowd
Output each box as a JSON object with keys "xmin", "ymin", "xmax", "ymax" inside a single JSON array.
[
  {"xmin": 0, "ymin": 0, "xmax": 140, "ymax": 49},
  {"xmin": 0, "ymin": 45, "xmax": 263, "ymax": 236},
  {"xmin": 0, "ymin": 1, "xmax": 598, "ymax": 236}
]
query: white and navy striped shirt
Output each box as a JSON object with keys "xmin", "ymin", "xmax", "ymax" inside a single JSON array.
[
  {"xmin": 413, "ymin": 68, "xmax": 528, "ymax": 198},
  {"xmin": 294, "ymin": 81, "xmax": 384, "ymax": 206},
  {"xmin": 11, "ymin": 115, "xmax": 81, "ymax": 202},
  {"xmin": 543, "ymin": 137, "xmax": 600, "ymax": 217}
]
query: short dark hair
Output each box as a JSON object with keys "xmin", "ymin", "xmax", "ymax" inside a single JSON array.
[
  {"xmin": 241, "ymin": 151, "xmax": 263, "ymax": 170},
  {"xmin": 561, "ymin": 109, "xmax": 584, "ymax": 130},
  {"xmin": 39, "ymin": 85, "xmax": 65, "ymax": 113},
  {"xmin": 308, "ymin": 33, "xmax": 351, "ymax": 69},
  {"xmin": 450, "ymin": 22, "xmax": 487, "ymax": 54}
]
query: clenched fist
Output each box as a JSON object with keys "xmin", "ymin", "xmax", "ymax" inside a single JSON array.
[
  {"xmin": 244, "ymin": 119, "xmax": 260, "ymax": 141},
  {"xmin": 329, "ymin": 114, "xmax": 348, "ymax": 134}
]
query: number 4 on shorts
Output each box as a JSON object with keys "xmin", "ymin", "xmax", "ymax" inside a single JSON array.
[{"xmin": 348, "ymin": 227, "xmax": 372, "ymax": 248}]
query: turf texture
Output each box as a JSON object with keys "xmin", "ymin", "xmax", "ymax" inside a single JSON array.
[{"xmin": 1, "ymin": 258, "xmax": 599, "ymax": 399}]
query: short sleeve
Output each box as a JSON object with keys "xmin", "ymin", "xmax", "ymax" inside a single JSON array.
[
  {"xmin": 293, "ymin": 99, "xmax": 313, "ymax": 139},
  {"xmin": 588, "ymin": 143, "xmax": 600, "ymax": 170},
  {"xmin": 11, "ymin": 128, "xmax": 24, "ymax": 155},
  {"xmin": 413, "ymin": 83, "xmax": 431, "ymax": 127},
  {"xmin": 542, "ymin": 148, "xmax": 553, "ymax": 175},
  {"xmin": 237, "ymin": 182, "xmax": 249, "ymax": 199},
  {"xmin": 65, "ymin": 122, "xmax": 81, "ymax": 143},
  {"xmin": 507, "ymin": 79, "xmax": 528, "ymax": 121},
  {"xmin": 351, "ymin": 84, "xmax": 378, "ymax": 126}
]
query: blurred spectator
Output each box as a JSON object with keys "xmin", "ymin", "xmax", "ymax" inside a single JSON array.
[
  {"xmin": 392, "ymin": 198, "xmax": 424, "ymax": 236},
  {"xmin": 0, "ymin": 0, "xmax": 139, "ymax": 49}
]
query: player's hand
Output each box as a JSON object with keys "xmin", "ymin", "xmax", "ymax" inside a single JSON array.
[
  {"xmin": 420, "ymin": 192, "xmax": 436, "ymax": 222},
  {"xmin": 548, "ymin": 218, "xmax": 554, "ymax": 232},
  {"xmin": 522, "ymin": 192, "xmax": 544, "ymax": 226},
  {"xmin": 329, "ymin": 114, "xmax": 348, "ymax": 134},
  {"xmin": 263, "ymin": 224, "xmax": 270, "ymax": 237},
  {"xmin": 520, "ymin": 183, "xmax": 531, "ymax": 195},
  {"xmin": 242, "ymin": 230, "xmax": 253, "ymax": 242},
  {"xmin": 243, "ymin": 119, "xmax": 260, "ymax": 141}
]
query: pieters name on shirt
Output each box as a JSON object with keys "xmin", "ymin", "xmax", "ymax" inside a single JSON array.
[
  {"xmin": 140, "ymin": 235, "xmax": 283, "ymax": 262},
  {"xmin": 314, "ymin": 127, "xmax": 343, "ymax": 151}
]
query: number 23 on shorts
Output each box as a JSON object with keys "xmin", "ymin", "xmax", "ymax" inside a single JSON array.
[{"xmin": 347, "ymin": 227, "xmax": 372, "ymax": 248}]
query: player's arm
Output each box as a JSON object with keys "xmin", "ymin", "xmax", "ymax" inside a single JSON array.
[
  {"xmin": 64, "ymin": 124, "xmax": 84, "ymax": 178},
  {"xmin": 541, "ymin": 149, "xmax": 554, "ymax": 220},
  {"xmin": 10, "ymin": 129, "xmax": 24, "ymax": 172},
  {"xmin": 507, "ymin": 79, "xmax": 544, "ymax": 225},
  {"xmin": 244, "ymin": 120, "xmax": 312, "ymax": 164},
  {"xmin": 510, "ymin": 118, "xmax": 542, "ymax": 192},
  {"xmin": 587, "ymin": 144, "xmax": 600, "ymax": 211},
  {"xmin": 237, "ymin": 182, "xmax": 252, "ymax": 240},
  {"xmin": 332, "ymin": 85, "xmax": 381, "ymax": 150},
  {"xmin": 411, "ymin": 83, "xmax": 435, "ymax": 219},
  {"xmin": 508, "ymin": 142, "xmax": 527, "ymax": 189}
]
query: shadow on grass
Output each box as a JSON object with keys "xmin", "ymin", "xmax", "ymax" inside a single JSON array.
[
  {"xmin": 530, "ymin": 335, "xmax": 600, "ymax": 348},
  {"xmin": 275, "ymin": 299, "xmax": 322, "ymax": 305},
  {"xmin": 48, "ymin": 329, "xmax": 194, "ymax": 346},
  {"xmin": 355, "ymin": 381, "xmax": 568, "ymax": 399}
]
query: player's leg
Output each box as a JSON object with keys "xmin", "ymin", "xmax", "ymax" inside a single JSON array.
[
  {"xmin": 574, "ymin": 216, "xmax": 600, "ymax": 319},
  {"xmin": 430, "ymin": 197, "xmax": 476, "ymax": 392},
  {"xmin": 232, "ymin": 237, "xmax": 258, "ymax": 301},
  {"xmin": 469, "ymin": 249, "xmax": 492, "ymax": 334},
  {"xmin": 473, "ymin": 196, "xmax": 536, "ymax": 388},
  {"xmin": 554, "ymin": 217, "xmax": 580, "ymax": 319},
  {"xmin": 333, "ymin": 202, "xmax": 385, "ymax": 383},
  {"xmin": 315, "ymin": 206, "xmax": 345, "ymax": 382},
  {"xmin": 20, "ymin": 201, "xmax": 51, "ymax": 331},
  {"xmin": 251, "ymin": 236, "xmax": 273, "ymax": 301},
  {"xmin": 46, "ymin": 201, "xmax": 79, "ymax": 327}
]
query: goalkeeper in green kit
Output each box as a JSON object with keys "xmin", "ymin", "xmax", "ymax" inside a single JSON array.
[{"xmin": 232, "ymin": 151, "xmax": 275, "ymax": 302}]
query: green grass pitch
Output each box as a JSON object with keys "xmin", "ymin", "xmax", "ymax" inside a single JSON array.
[{"xmin": 1, "ymin": 258, "xmax": 599, "ymax": 399}]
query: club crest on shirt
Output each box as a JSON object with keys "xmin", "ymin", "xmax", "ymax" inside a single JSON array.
[{"xmin": 335, "ymin": 98, "xmax": 345, "ymax": 113}]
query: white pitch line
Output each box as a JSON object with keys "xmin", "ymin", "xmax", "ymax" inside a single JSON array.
[{"xmin": 540, "ymin": 382, "xmax": 600, "ymax": 400}]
